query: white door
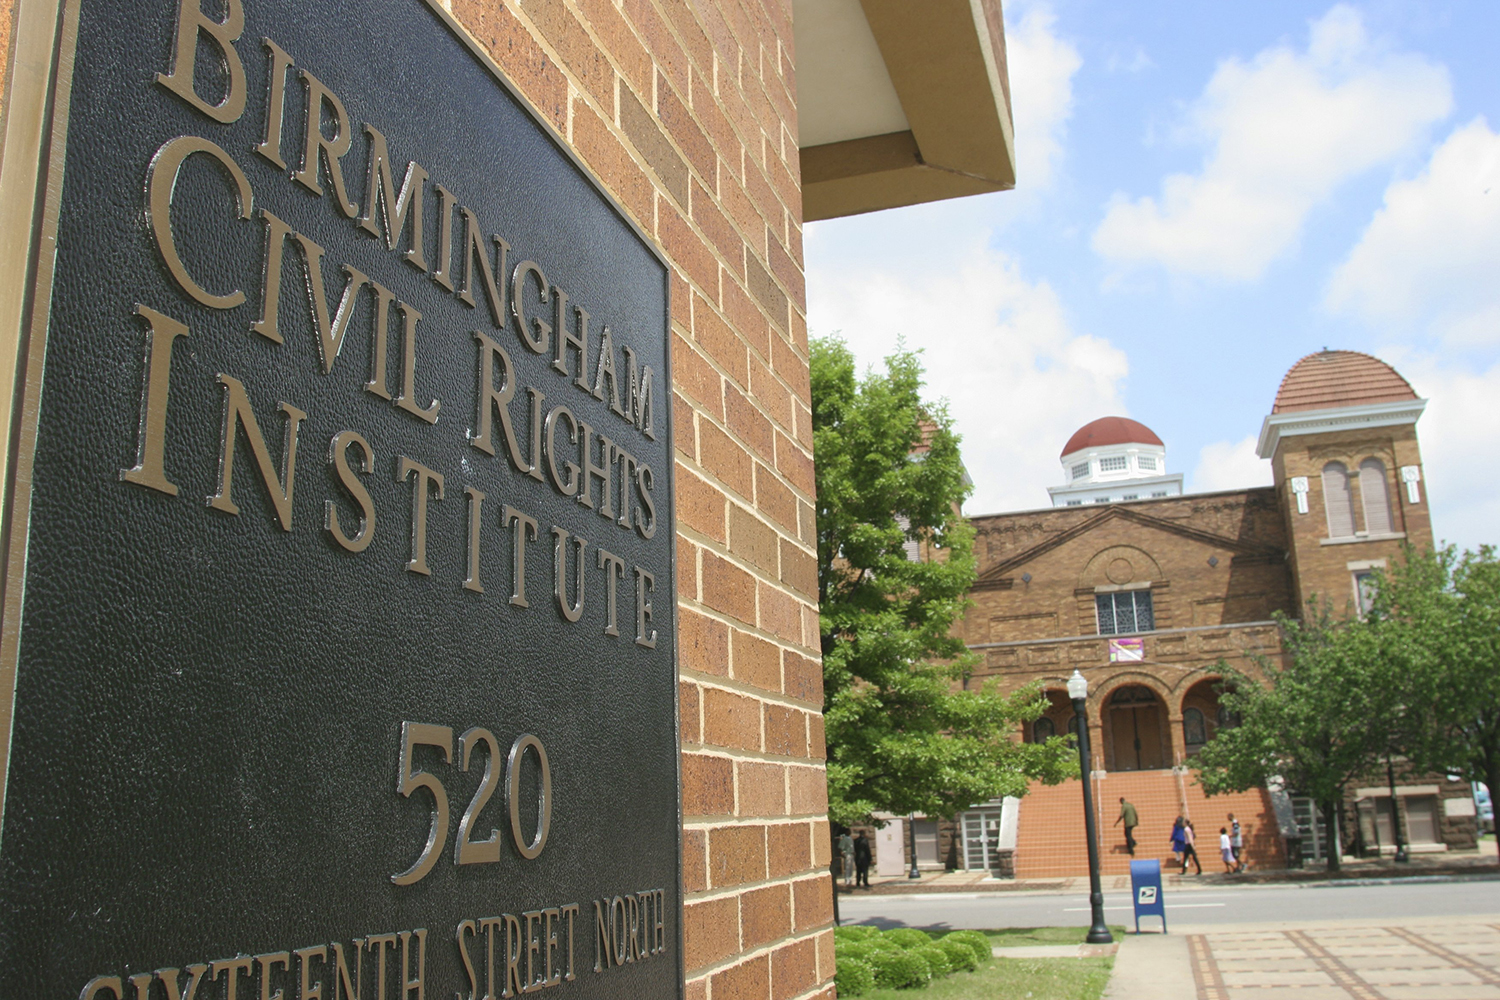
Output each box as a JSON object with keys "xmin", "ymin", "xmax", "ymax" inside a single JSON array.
[
  {"xmin": 960, "ymin": 806, "xmax": 1004, "ymax": 871},
  {"xmin": 875, "ymin": 820, "xmax": 906, "ymax": 877}
]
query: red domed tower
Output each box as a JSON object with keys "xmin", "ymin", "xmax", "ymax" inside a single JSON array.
[
  {"xmin": 1256, "ymin": 350, "xmax": 1432, "ymax": 614},
  {"xmin": 1048, "ymin": 416, "xmax": 1182, "ymax": 507}
]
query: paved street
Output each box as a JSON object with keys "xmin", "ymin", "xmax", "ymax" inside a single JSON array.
[{"xmin": 838, "ymin": 876, "xmax": 1500, "ymax": 931}]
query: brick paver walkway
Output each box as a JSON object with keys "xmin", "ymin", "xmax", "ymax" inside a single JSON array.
[{"xmin": 1186, "ymin": 922, "xmax": 1500, "ymax": 999}]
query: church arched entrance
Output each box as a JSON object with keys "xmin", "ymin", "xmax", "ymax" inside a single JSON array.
[{"xmin": 1107, "ymin": 685, "xmax": 1167, "ymax": 771}]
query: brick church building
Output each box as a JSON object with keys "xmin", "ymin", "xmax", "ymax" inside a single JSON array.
[{"xmin": 885, "ymin": 350, "xmax": 1478, "ymax": 880}]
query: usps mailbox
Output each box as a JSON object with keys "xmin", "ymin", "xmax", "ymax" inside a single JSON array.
[{"xmin": 1130, "ymin": 859, "xmax": 1167, "ymax": 933}]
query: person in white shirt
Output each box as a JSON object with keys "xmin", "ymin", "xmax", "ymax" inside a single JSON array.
[{"xmin": 1218, "ymin": 827, "xmax": 1235, "ymax": 873}]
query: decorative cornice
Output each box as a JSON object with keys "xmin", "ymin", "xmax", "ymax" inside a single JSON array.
[{"xmin": 1256, "ymin": 399, "xmax": 1426, "ymax": 459}]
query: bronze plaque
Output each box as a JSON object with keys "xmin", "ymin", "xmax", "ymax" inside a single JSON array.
[{"xmin": 0, "ymin": 1, "xmax": 680, "ymax": 997}]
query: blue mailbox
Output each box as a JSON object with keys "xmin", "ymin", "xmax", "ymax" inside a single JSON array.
[{"xmin": 1129, "ymin": 859, "xmax": 1167, "ymax": 933}]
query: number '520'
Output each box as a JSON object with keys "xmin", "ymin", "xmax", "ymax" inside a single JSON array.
[{"xmin": 393, "ymin": 721, "xmax": 553, "ymax": 886}]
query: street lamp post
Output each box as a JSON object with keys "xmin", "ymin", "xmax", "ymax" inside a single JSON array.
[
  {"xmin": 1068, "ymin": 670, "xmax": 1114, "ymax": 945},
  {"xmin": 1387, "ymin": 756, "xmax": 1408, "ymax": 863},
  {"xmin": 907, "ymin": 813, "xmax": 921, "ymax": 879}
]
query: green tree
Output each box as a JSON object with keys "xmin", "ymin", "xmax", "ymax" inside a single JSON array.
[
  {"xmin": 1369, "ymin": 545, "xmax": 1500, "ymax": 863},
  {"xmin": 811, "ymin": 336, "xmax": 1074, "ymax": 827},
  {"xmin": 1193, "ymin": 606, "xmax": 1399, "ymax": 871}
]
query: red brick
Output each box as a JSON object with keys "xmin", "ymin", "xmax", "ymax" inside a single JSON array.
[
  {"xmin": 811, "ymin": 820, "xmax": 831, "ymax": 866},
  {"xmin": 758, "ymin": 581, "xmax": 800, "ymax": 643},
  {"xmin": 519, "ymin": 0, "xmax": 615, "ymax": 111},
  {"xmin": 672, "ymin": 333, "xmax": 723, "ymax": 417},
  {"xmin": 711, "ymin": 955, "xmax": 770, "ymax": 1000},
  {"xmin": 815, "ymin": 929, "xmax": 836, "ymax": 986},
  {"xmin": 772, "ymin": 333, "xmax": 809, "ymax": 402},
  {"xmin": 700, "ymin": 420, "xmax": 754, "ymax": 499},
  {"xmin": 754, "ymin": 462, "xmax": 796, "ymax": 534},
  {"xmin": 685, "ymin": 977, "xmax": 707, "ymax": 1000},
  {"xmin": 809, "ymin": 712, "xmax": 825, "ymax": 760},
  {"xmin": 659, "ymin": 200, "xmax": 718, "ymax": 299},
  {"xmin": 682, "ymin": 753, "xmax": 734, "ymax": 817},
  {"xmin": 732, "ymin": 628, "xmax": 781, "ymax": 693},
  {"xmin": 710, "ymin": 823, "xmax": 768, "ymax": 887},
  {"xmin": 726, "ymin": 383, "xmax": 774, "ymax": 462},
  {"xmin": 694, "ymin": 71, "xmax": 745, "ymax": 181},
  {"xmin": 779, "ymin": 537, "xmax": 815, "ymax": 599},
  {"xmin": 694, "ymin": 293, "xmax": 750, "ymax": 387},
  {"xmin": 783, "ymin": 650, "xmax": 822, "ymax": 705},
  {"xmin": 703, "ymin": 686, "xmax": 761, "ymax": 752},
  {"xmin": 570, "ymin": 98, "xmax": 653, "ymax": 228},
  {"xmin": 740, "ymin": 883, "xmax": 792, "ymax": 949},
  {"xmin": 673, "ymin": 390, "xmax": 697, "ymax": 461},
  {"xmin": 723, "ymin": 272, "xmax": 772, "ymax": 360},
  {"xmin": 793, "ymin": 396, "xmax": 813, "ymax": 449},
  {"xmin": 744, "ymin": 159, "xmax": 785, "ymax": 243},
  {"xmin": 767, "ymin": 231, "xmax": 804, "ymax": 311},
  {"xmin": 684, "ymin": 828, "xmax": 709, "ymax": 892},
  {"xmin": 767, "ymin": 822, "xmax": 810, "ymax": 879},
  {"xmin": 764, "ymin": 703, "xmax": 806, "ymax": 758},
  {"xmin": 789, "ymin": 765, "xmax": 827, "ymax": 815},
  {"xmin": 662, "ymin": 73, "xmax": 718, "ymax": 187},
  {"xmin": 671, "ymin": 267, "xmax": 692, "ymax": 330},
  {"xmin": 729, "ymin": 503, "xmax": 778, "ymax": 576},
  {"xmin": 791, "ymin": 875, "xmax": 833, "ymax": 932},
  {"xmin": 774, "ymin": 430, "xmax": 813, "ymax": 495},
  {"xmin": 574, "ymin": 0, "xmax": 652, "ymax": 96},
  {"xmin": 677, "ymin": 465, "xmax": 728, "ymax": 543},
  {"xmin": 701, "ymin": 550, "xmax": 756, "ymax": 623},
  {"xmin": 681, "ymin": 681, "xmax": 701, "ymax": 744},
  {"xmin": 680, "ymin": 606, "xmax": 729, "ymax": 678},
  {"xmin": 684, "ymin": 894, "xmax": 739, "ymax": 972},
  {"xmin": 623, "ymin": 0, "xmax": 690, "ymax": 94},
  {"xmin": 750, "ymin": 353, "xmax": 794, "ymax": 433},
  {"xmin": 451, "ymin": 0, "xmax": 568, "ymax": 130},
  {"xmin": 659, "ymin": 0, "xmax": 714, "ymax": 78},
  {"xmin": 771, "ymin": 937, "xmax": 818, "ymax": 1000},
  {"xmin": 737, "ymin": 759, "xmax": 785, "ymax": 817},
  {"xmin": 677, "ymin": 534, "xmax": 698, "ymax": 599},
  {"xmin": 692, "ymin": 179, "xmax": 744, "ymax": 279}
]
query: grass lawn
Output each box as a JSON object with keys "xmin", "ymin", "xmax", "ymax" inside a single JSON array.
[
  {"xmin": 858, "ymin": 956, "xmax": 1113, "ymax": 1000},
  {"xmin": 986, "ymin": 926, "xmax": 1127, "ymax": 948}
]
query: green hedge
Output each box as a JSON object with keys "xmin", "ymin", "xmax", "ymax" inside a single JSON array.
[
  {"xmin": 865, "ymin": 949, "xmax": 929, "ymax": 989},
  {"xmin": 937, "ymin": 936, "xmax": 979, "ymax": 973},
  {"xmin": 834, "ymin": 956, "xmax": 876, "ymax": 996},
  {"xmin": 834, "ymin": 923, "xmax": 989, "ymax": 991},
  {"xmin": 943, "ymin": 930, "xmax": 994, "ymax": 967}
]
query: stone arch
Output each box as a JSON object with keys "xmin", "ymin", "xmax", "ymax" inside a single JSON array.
[
  {"xmin": 1093, "ymin": 673, "xmax": 1173, "ymax": 772},
  {"xmin": 1175, "ymin": 671, "xmax": 1232, "ymax": 761}
]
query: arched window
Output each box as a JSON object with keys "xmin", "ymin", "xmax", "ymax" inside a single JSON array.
[
  {"xmin": 1217, "ymin": 706, "xmax": 1239, "ymax": 729},
  {"xmin": 1183, "ymin": 708, "xmax": 1207, "ymax": 749},
  {"xmin": 1322, "ymin": 462, "xmax": 1355, "ymax": 538},
  {"xmin": 1360, "ymin": 458, "xmax": 1392, "ymax": 535},
  {"xmin": 1033, "ymin": 717, "xmax": 1056, "ymax": 742},
  {"xmin": 1067, "ymin": 715, "xmax": 1080, "ymax": 738}
]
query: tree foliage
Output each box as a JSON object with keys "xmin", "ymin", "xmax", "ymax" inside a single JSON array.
[
  {"xmin": 1192, "ymin": 606, "xmax": 1399, "ymax": 870},
  {"xmin": 811, "ymin": 336, "xmax": 1074, "ymax": 826},
  {"xmin": 1370, "ymin": 546, "xmax": 1500, "ymax": 843}
]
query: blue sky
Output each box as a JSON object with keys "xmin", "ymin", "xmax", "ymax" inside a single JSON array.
[{"xmin": 805, "ymin": 1, "xmax": 1500, "ymax": 551}]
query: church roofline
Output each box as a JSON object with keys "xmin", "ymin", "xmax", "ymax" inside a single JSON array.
[
  {"xmin": 1255, "ymin": 398, "xmax": 1427, "ymax": 459},
  {"xmin": 967, "ymin": 484, "xmax": 1278, "ymax": 522}
]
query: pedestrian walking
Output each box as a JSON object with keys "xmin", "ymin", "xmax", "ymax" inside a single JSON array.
[
  {"xmin": 1114, "ymin": 797, "xmax": 1139, "ymax": 856},
  {"xmin": 1170, "ymin": 816, "xmax": 1186, "ymax": 870},
  {"xmin": 1182, "ymin": 818, "xmax": 1202, "ymax": 875},
  {"xmin": 1219, "ymin": 827, "xmax": 1235, "ymax": 873},
  {"xmin": 839, "ymin": 831, "xmax": 854, "ymax": 887},
  {"xmin": 1229, "ymin": 813, "xmax": 1247, "ymax": 873},
  {"xmin": 853, "ymin": 832, "xmax": 872, "ymax": 888}
]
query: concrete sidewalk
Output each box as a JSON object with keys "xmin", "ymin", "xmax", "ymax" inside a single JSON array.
[
  {"xmin": 1105, "ymin": 913, "xmax": 1500, "ymax": 1000},
  {"xmin": 841, "ymin": 845, "xmax": 1500, "ymax": 897}
]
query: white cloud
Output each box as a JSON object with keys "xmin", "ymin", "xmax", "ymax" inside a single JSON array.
[
  {"xmin": 1326, "ymin": 118, "xmax": 1500, "ymax": 347},
  {"xmin": 1387, "ymin": 358, "xmax": 1500, "ymax": 552},
  {"xmin": 1004, "ymin": 1, "xmax": 1082, "ymax": 191},
  {"xmin": 1092, "ymin": 4, "xmax": 1451, "ymax": 281},
  {"xmin": 808, "ymin": 243, "xmax": 1129, "ymax": 515},
  {"xmin": 1190, "ymin": 435, "xmax": 1273, "ymax": 493}
]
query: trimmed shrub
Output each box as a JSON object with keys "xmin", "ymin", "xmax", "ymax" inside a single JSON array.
[
  {"xmin": 863, "ymin": 935, "xmax": 903, "ymax": 952},
  {"xmin": 883, "ymin": 927, "xmax": 934, "ymax": 949},
  {"xmin": 835, "ymin": 941, "xmax": 877, "ymax": 963},
  {"xmin": 866, "ymin": 948, "xmax": 928, "ymax": 989},
  {"xmin": 834, "ymin": 956, "xmax": 875, "ymax": 997},
  {"xmin": 836, "ymin": 924, "xmax": 880, "ymax": 942},
  {"xmin": 937, "ymin": 936, "xmax": 979, "ymax": 973},
  {"xmin": 943, "ymin": 930, "xmax": 993, "ymax": 966},
  {"xmin": 916, "ymin": 944, "xmax": 951, "ymax": 976}
]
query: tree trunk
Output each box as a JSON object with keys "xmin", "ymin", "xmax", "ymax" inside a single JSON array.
[{"xmin": 1322, "ymin": 799, "xmax": 1341, "ymax": 872}]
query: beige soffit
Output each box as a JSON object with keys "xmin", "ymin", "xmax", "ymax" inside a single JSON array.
[{"xmin": 795, "ymin": 0, "xmax": 1016, "ymax": 222}]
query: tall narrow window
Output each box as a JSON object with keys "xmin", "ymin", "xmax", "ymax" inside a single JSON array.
[
  {"xmin": 1032, "ymin": 717, "xmax": 1055, "ymax": 742},
  {"xmin": 1096, "ymin": 590, "xmax": 1155, "ymax": 634},
  {"xmin": 1183, "ymin": 708, "xmax": 1207, "ymax": 751},
  {"xmin": 1322, "ymin": 462, "xmax": 1355, "ymax": 538},
  {"xmin": 1359, "ymin": 458, "xmax": 1392, "ymax": 535}
]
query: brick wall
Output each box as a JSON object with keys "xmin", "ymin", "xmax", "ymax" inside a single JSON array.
[
  {"xmin": 435, "ymin": 2, "xmax": 832, "ymax": 998},
  {"xmin": 0, "ymin": 0, "xmax": 831, "ymax": 996}
]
